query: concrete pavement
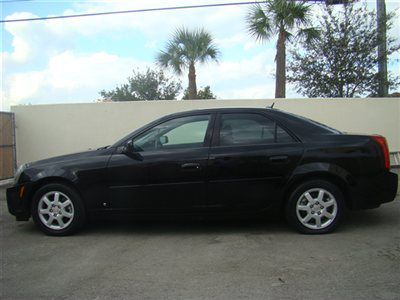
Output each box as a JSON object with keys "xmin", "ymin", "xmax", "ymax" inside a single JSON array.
[{"xmin": 1, "ymin": 187, "xmax": 399, "ymax": 299}]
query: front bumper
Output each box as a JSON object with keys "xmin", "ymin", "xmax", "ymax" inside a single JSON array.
[
  {"xmin": 349, "ymin": 171, "xmax": 398, "ymax": 209},
  {"xmin": 6, "ymin": 183, "xmax": 33, "ymax": 221}
]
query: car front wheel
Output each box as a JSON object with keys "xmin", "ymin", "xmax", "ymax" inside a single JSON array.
[
  {"xmin": 31, "ymin": 183, "xmax": 86, "ymax": 236},
  {"xmin": 285, "ymin": 179, "xmax": 345, "ymax": 234}
]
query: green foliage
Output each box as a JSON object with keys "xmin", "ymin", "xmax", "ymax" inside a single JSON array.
[
  {"xmin": 182, "ymin": 86, "xmax": 217, "ymax": 100},
  {"xmin": 246, "ymin": 0, "xmax": 319, "ymax": 98},
  {"xmin": 157, "ymin": 27, "xmax": 220, "ymax": 99},
  {"xmin": 156, "ymin": 27, "xmax": 220, "ymax": 75},
  {"xmin": 287, "ymin": 5, "xmax": 400, "ymax": 98},
  {"xmin": 246, "ymin": 0, "xmax": 319, "ymax": 44},
  {"xmin": 99, "ymin": 68, "xmax": 182, "ymax": 101}
]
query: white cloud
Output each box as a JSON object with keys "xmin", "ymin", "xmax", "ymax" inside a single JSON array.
[
  {"xmin": 5, "ymin": 0, "xmax": 398, "ymax": 109},
  {"xmin": 27, "ymin": 0, "xmax": 248, "ymax": 40},
  {"xmin": 0, "ymin": 1, "xmax": 262, "ymax": 84},
  {"xmin": 4, "ymin": 12, "xmax": 73, "ymax": 64},
  {"xmin": 8, "ymin": 71, "xmax": 45, "ymax": 103},
  {"xmin": 229, "ymin": 84, "xmax": 276, "ymax": 99},
  {"xmin": 1, "ymin": 46, "xmax": 280, "ymax": 109},
  {"xmin": 196, "ymin": 50, "xmax": 276, "ymax": 85},
  {"xmin": 1, "ymin": 51, "xmax": 150, "ymax": 110},
  {"xmin": 215, "ymin": 32, "xmax": 261, "ymax": 52},
  {"xmin": 2, "ymin": 0, "xmax": 275, "ymax": 109}
]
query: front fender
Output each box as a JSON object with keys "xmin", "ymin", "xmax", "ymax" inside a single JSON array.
[{"xmin": 22, "ymin": 166, "xmax": 78, "ymax": 184}]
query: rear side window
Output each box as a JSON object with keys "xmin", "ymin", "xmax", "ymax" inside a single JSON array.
[{"xmin": 219, "ymin": 113, "xmax": 296, "ymax": 146}]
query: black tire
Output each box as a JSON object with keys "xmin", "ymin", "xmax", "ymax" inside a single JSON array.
[
  {"xmin": 31, "ymin": 183, "xmax": 86, "ymax": 236},
  {"xmin": 285, "ymin": 179, "xmax": 345, "ymax": 234}
]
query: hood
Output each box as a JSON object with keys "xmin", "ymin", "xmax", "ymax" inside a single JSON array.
[{"xmin": 27, "ymin": 147, "xmax": 110, "ymax": 168}]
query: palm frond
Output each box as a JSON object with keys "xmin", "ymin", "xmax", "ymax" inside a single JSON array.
[
  {"xmin": 156, "ymin": 42, "xmax": 185, "ymax": 75},
  {"xmin": 296, "ymin": 27, "xmax": 320, "ymax": 44},
  {"xmin": 261, "ymin": 0, "xmax": 314, "ymax": 35},
  {"xmin": 195, "ymin": 28, "xmax": 220, "ymax": 63},
  {"xmin": 157, "ymin": 26, "xmax": 219, "ymax": 73},
  {"xmin": 291, "ymin": 3, "xmax": 313, "ymax": 28},
  {"xmin": 284, "ymin": 29, "xmax": 294, "ymax": 43},
  {"xmin": 246, "ymin": 3, "xmax": 275, "ymax": 42}
]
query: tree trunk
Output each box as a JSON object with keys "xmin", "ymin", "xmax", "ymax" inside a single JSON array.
[
  {"xmin": 188, "ymin": 62, "xmax": 198, "ymax": 99},
  {"xmin": 275, "ymin": 28, "xmax": 286, "ymax": 98}
]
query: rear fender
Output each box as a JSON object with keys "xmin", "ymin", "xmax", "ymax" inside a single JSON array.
[{"xmin": 282, "ymin": 162, "xmax": 354, "ymax": 207}]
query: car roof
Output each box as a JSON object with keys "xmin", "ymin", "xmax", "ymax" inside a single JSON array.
[
  {"xmin": 112, "ymin": 106, "xmax": 340, "ymax": 147},
  {"xmin": 170, "ymin": 107, "xmax": 269, "ymax": 114},
  {"xmin": 166, "ymin": 107, "xmax": 340, "ymax": 138}
]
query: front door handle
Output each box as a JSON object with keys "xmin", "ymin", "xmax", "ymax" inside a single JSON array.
[
  {"xmin": 269, "ymin": 155, "xmax": 289, "ymax": 163},
  {"xmin": 181, "ymin": 163, "xmax": 201, "ymax": 170}
]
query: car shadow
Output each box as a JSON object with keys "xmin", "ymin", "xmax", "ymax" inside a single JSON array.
[
  {"xmin": 11, "ymin": 202, "xmax": 398, "ymax": 237},
  {"xmin": 77, "ymin": 205, "xmax": 398, "ymax": 236},
  {"xmin": 82, "ymin": 217, "xmax": 291, "ymax": 236},
  {"xmin": 338, "ymin": 206, "xmax": 399, "ymax": 232}
]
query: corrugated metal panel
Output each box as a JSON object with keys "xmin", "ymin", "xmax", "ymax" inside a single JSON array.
[
  {"xmin": 390, "ymin": 152, "xmax": 400, "ymax": 168},
  {"xmin": 0, "ymin": 112, "xmax": 16, "ymax": 180}
]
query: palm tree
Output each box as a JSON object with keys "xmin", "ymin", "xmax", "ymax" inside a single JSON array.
[
  {"xmin": 157, "ymin": 27, "xmax": 219, "ymax": 99},
  {"xmin": 246, "ymin": 0, "xmax": 319, "ymax": 98}
]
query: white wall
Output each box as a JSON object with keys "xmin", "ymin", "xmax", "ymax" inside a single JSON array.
[{"xmin": 11, "ymin": 98, "xmax": 400, "ymax": 165}]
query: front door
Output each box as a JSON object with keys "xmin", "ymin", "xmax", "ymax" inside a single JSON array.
[{"xmin": 107, "ymin": 114, "xmax": 214, "ymax": 213}]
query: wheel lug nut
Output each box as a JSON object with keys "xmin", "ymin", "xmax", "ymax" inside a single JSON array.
[{"xmin": 320, "ymin": 206, "xmax": 323, "ymax": 209}]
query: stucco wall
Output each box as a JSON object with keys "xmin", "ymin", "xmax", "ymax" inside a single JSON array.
[{"xmin": 11, "ymin": 98, "xmax": 400, "ymax": 165}]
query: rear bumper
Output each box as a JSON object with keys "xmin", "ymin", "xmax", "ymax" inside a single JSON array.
[
  {"xmin": 6, "ymin": 183, "xmax": 32, "ymax": 221},
  {"xmin": 349, "ymin": 171, "xmax": 398, "ymax": 209}
]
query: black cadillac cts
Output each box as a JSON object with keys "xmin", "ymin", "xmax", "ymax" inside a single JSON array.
[{"xmin": 7, "ymin": 108, "xmax": 398, "ymax": 235}]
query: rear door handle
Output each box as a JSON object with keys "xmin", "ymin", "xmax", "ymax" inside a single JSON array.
[
  {"xmin": 181, "ymin": 163, "xmax": 201, "ymax": 170},
  {"xmin": 269, "ymin": 155, "xmax": 289, "ymax": 163}
]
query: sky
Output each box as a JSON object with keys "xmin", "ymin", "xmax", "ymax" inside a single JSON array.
[{"xmin": 1, "ymin": 0, "xmax": 399, "ymax": 110}]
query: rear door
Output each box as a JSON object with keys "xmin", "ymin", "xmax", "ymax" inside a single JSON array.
[{"xmin": 206, "ymin": 112, "xmax": 303, "ymax": 212}]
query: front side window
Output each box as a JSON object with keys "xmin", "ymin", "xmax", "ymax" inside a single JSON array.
[
  {"xmin": 132, "ymin": 115, "xmax": 210, "ymax": 152},
  {"xmin": 219, "ymin": 113, "xmax": 295, "ymax": 146}
]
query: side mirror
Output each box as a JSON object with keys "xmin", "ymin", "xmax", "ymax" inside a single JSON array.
[
  {"xmin": 122, "ymin": 140, "xmax": 143, "ymax": 161},
  {"xmin": 159, "ymin": 135, "xmax": 169, "ymax": 145},
  {"xmin": 122, "ymin": 140, "xmax": 134, "ymax": 154}
]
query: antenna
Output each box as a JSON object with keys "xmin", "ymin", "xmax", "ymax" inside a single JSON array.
[{"xmin": 269, "ymin": 102, "xmax": 275, "ymax": 109}]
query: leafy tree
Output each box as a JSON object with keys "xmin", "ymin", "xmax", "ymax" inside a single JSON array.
[
  {"xmin": 182, "ymin": 86, "xmax": 217, "ymax": 100},
  {"xmin": 157, "ymin": 27, "xmax": 219, "ymax": 100},
  {"xmin": 287, "ymin": 4, "xmax": 399, "ymax": 98},
  {"xmin": 246, "ymin": 0, "xmax": 319, "ymax": 98},
  {"xmin": 99, "ymin": 68, "xmax": 182, "ymax": 101}
]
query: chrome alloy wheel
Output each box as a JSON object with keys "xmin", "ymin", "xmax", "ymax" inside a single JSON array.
[
  {"xmin": 38, "ymin": 191, "xmax": 74, "ymax": 230},
  {"xmin": 296, "ymin": 188, "xmax": 338, "ymax": 230}
]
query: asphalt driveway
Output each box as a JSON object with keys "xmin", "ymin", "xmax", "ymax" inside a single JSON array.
[{"xmin": 1, "ymin": 186, "xmax": 399, "ymax": 300}]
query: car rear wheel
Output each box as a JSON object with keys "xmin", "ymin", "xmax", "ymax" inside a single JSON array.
[
  {"xmin": 285, "ymin": 179, "xmax": 344, "ymax": 234},
  {"xmin": 31, "ymin": 183, "xmax": 86, "ymax": 236}
]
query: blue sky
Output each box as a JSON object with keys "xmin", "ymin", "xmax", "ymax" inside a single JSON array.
[{"xmin": 1, "ymin": 0, "xmax": 399, "ymax": 110}]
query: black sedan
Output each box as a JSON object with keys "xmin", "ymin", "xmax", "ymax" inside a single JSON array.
[{"xmin": 7, "ymin": 107, "xmax": 398, "ymax": 235}]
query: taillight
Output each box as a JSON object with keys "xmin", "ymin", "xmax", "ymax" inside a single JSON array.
[{"xmin": 371, "ymin": 135, "xmax": 390, "ymax": 170}]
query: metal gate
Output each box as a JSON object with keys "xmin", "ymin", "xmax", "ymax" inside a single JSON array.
[{"xmin": 0, "ymin": 112, "xmax": 16, "ymax": 180}]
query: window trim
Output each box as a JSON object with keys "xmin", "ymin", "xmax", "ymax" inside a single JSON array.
[
  {"xmin": 212, "ymin": 112, "xmax": 299, "ymax": 147},
  {"xmin": 127, "ymin": 113, "xmax": 215, "ymax": 153}
]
